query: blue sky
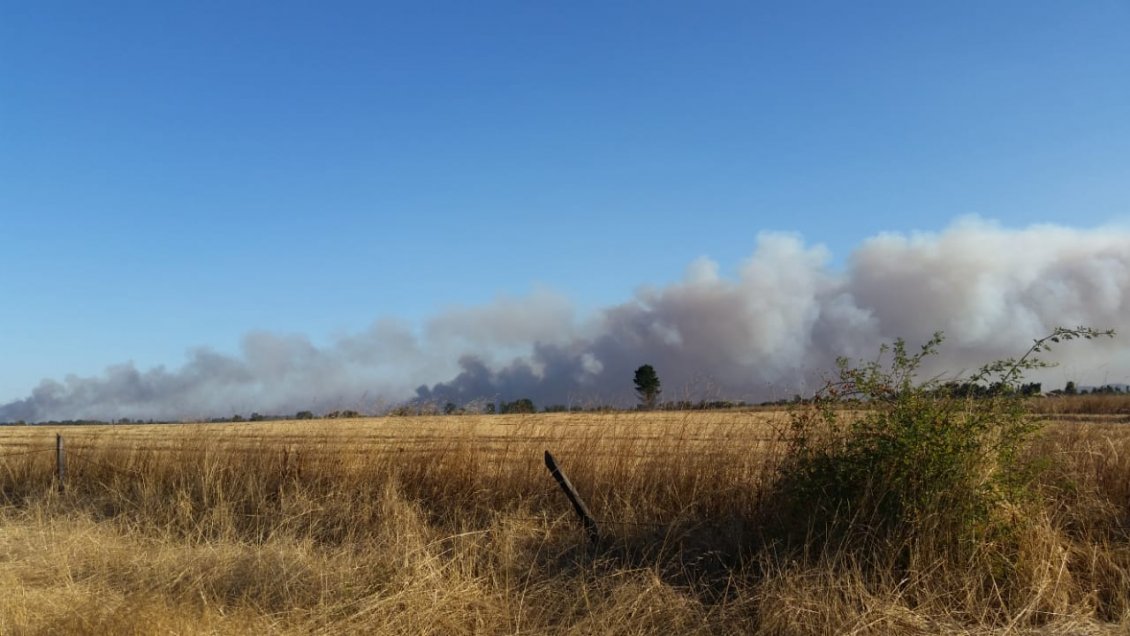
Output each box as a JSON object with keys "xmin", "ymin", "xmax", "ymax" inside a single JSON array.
[{"xmin": 2, "ymin": 2, "xmax": 1128, "ymax": 411}]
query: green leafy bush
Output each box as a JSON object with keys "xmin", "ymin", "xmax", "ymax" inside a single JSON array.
[{"xmin": 765, "ymin": 327, "xmax": 1114, "ymax": 562}]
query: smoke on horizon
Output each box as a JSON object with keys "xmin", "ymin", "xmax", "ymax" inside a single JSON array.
[{"xmin": 3, "ymin": 218, "xmax": 1129, "ymax": 422}]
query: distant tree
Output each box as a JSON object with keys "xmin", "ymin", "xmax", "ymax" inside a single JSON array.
[
  {"xmin": 484, "ymin": 402, "xmax": 497, "ymax": 415},
  {"xmin": 249, "ymin": 412, "xmax": 265, "ymax": 422},
  {"xmin": 295, "ymin": 410, "xmax": 314, "ymax": 420},
  {"xmin": 633, "ymin": 364, "xmax": 662, "ymax": 409},
  {"xmin": 500, "ymin": 398, "xmax": 536, "ymax": 414},
  {"xmin": 231, "ymin": 414, "xmax": 244, "ymax": 422},
  {"xmin": 443, "ymin": 402, "xmax": 458, "ymax": 415},
  {"xmin": 1065, "ymin": 380, "xmax": 1077, "ymax": 395}
]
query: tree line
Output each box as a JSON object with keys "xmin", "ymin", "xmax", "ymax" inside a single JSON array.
[{"xmin": 7, "ymin": 368, "xmax": 1127, "ymax": 426}]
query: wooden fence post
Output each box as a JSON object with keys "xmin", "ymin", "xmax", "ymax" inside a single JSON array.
[
  {"xmin": 544, "ymin": 450, "xmax": 599, "ymax": 543},
  {"xmin": 56, "ymin": 434, "xmax": 65, "ymax": 493}
]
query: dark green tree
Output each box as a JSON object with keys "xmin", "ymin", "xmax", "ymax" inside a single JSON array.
[
  {"xmin": 1065, "ymin": 380, "xmax": 1077, "ymax": 395},
  {"xmin": 633, "ymin": 364, "xmax": 662, "ymax": 409},
  {"xmin": 501, "ymin": 398, "xmax": 536, "ymax": 414}
]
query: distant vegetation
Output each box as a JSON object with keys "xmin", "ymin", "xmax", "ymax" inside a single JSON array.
[
  {"xmin": 8, "ymin": 332, "xmax": 1129, "ymax": 426},
  {"xmin": 9, "ymin": 388, "xmax": 1130, "ymax": 426}
]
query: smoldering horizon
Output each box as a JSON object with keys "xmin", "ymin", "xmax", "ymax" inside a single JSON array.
[{"xmin": 3, "ymin": 217, "xmax": 1129, "ymax": 423}]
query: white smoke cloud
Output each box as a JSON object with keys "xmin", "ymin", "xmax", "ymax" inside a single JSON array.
[
  {"xmin": 425, "ymin": 288, "xmax": 576, "ymax": 348},
  {"xmin": 3, "ymin": 218, "xmax": 1128, "ymax": 422}
]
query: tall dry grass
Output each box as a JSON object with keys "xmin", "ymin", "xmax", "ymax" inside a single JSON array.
[
  {"xmin": 0, "ymin": 411, "xmax": 1126, "ymax": 634},
  {"xmin": 1030, "ymin": 394, "xmax": 1130, "ymax": 417}
]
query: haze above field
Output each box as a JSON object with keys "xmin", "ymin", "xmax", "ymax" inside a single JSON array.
[{"xmin": 2, "ymin": 2, "xmax": 1128, "ymax": 421}]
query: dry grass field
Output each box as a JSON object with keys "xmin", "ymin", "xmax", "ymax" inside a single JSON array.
[
  {"xmin": 1031, "ymin": 394, "xmax": 1130, "ymax": 417},
  {"xmin": 0, "ymin": 410, "xmax": 1126, "ymax": 635}
]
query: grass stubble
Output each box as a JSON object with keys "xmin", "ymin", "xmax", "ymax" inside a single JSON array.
[{"xmin": 0, "ymin": 410, "xmax": 1125, "ymax": 635}]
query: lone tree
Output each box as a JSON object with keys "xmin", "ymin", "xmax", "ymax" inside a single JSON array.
[{"xmin": 633, "ymin": 364, "xmax": 662, "ymax": 409}]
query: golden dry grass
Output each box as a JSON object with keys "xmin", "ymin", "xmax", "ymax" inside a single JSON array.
[
  {"xmin": 1030, "ymin": 394, "xmax": 1130, "ymax": 417},
  {"xmin": 0, "ymin": 411, "xmax": 1126, "ymax": 634}
]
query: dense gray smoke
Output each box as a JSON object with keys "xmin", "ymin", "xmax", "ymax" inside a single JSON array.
[{"xmin": 3, "ymin": 218, "xmax": 1129, "ymax": 422}]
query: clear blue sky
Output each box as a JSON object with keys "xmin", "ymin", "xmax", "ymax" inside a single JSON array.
[{"xmin": 2, "ymin": 1, "xmax": 1128, "ymax": 405}]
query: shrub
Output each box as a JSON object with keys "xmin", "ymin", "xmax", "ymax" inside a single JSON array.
[{"xmin": 765, "ymin": 327, "xmax": 1114, "ymax": 564}]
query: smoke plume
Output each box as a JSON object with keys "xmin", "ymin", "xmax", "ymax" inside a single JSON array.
[{"xmin": 3, "ymin": 218, "xmax": 1129, "ymax": 422}]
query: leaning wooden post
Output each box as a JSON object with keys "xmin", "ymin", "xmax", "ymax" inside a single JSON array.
[
  {"xmin": 56, "ymin": 434, "xmax": 65, "ymax": 493},
  {"xmin": 544, "ymin": 450, "xmax": 599, "ymax": 543}
]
